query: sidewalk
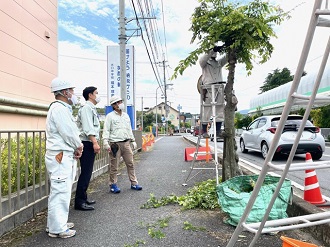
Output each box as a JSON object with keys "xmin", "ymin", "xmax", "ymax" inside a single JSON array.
[{"xmin": 6, "ymin": 136, "xmax": 324, "ymax": 247}]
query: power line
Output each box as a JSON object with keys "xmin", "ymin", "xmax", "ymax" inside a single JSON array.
[
  {"xmin": 131, "ymin": 0, "xmax": 163, "ymax": 89},
  {"xmin": 59, "ymin": 54, "xmax": 106, "ymax": 61}
]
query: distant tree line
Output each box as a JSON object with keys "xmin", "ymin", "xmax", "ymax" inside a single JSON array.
[{"xmin": 236, "ymin": 67, "xmax": 330, "ymax": 128}]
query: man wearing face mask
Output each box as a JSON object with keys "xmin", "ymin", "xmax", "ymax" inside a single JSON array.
[
  {"xmin": 199, "ymin": 46, "xmax": 228, "ymax": 139},
  {"xmin": 45, "ymin": 77, "xmax": 83, "ymax": 238},
  {"xmin": 102, "ymin": 95, "xmax": 141, "ymax": 194},
  {"xmin": 74, "ymin": 86, "xmax": 101, "ymax": 211}
]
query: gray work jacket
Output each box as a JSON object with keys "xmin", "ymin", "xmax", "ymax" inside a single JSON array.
[{"xmin": 199, "ymin": 50, "xmax": 227, "ymax": 84}]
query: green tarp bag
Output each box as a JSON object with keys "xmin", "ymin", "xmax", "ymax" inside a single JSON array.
[{"xmin": 216, "ymin": 175, "xmax": 292, "ymax": 226}]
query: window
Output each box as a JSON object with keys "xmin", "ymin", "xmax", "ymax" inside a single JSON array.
[
  {"xmin": 257, "ymin": 118, "xmax": 267, "ymax": 128},
  {"xmin": 248, "ymin": 120, "xmax": 259, "ymax": 130}
]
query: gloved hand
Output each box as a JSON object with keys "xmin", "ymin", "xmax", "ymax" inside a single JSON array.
[
  {"xmin": 131, "ymin": 141, "xmax": 137, "ymax": 150},
  {"xmin": 213, "ymin": 46, "xmax": 222, "ymax": 53},
  {"xmin": 213, "ymin": 45, "xmax": 224, "ymax": 52}
]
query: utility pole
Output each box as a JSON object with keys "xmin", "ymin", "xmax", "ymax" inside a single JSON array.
[
  {"xmin": 177, "ymin": 104, "xmax": 182, "ymax": 131},
  {"xmin": 119, "ymin": 0, "xmax": 127, "ymax": 112},
  {"xmin": 118, "ymin": 1, "xmax": 156, "ymax": 113},
  {"xmin": 158, "ymin": 56, "xmax": 168, "ymax": 134},
  {"xmin": 163, "ymin": 60, "xmax": 168, "ymax": 135},
  {"xmin": 141, "ymin": 97, "xmax": 144, "ymax": 131}
]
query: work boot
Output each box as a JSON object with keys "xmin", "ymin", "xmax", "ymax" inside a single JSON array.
[{"xmin": 203, "ymin": 132, "xmax": 210, "ymax": 138}]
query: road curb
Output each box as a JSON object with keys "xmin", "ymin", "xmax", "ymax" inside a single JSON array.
[{"xmin": 182, "ymin": 135, "xmax": 330, "ymax": 246}]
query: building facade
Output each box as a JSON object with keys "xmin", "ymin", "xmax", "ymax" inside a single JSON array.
[
  {"xmin": 0, "ymin": 0, "xmax": 58, "ymax": 130},
  {"xmin": 147, "ymin": 102, "xmax": 180, "ymax": 127}
]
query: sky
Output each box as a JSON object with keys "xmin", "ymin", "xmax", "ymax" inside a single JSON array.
[{"xmin": 57, "ymin": 0, "xmax": 329, "ymax": 114}]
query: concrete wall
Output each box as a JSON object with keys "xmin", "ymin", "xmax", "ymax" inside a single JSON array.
[{"xmin": 0, "ymin": 0, "xmax": 58, "ymax": 130}]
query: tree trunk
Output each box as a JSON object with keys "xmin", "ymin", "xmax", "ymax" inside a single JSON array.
[{"xmin": 222, "ymin": 49, "xmax": 242, "ymax": 182}]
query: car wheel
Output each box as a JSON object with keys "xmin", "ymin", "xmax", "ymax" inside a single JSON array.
[
  {"xmin": 240, "ymin": 139, "xmax": 248, "ymax": 153},
  {"xmin": 261, "ymin": 142, "xmax": 269, "ymax": 159},
  {"xmin": 311, "ymin": 151, "xmax": 322, "ymax": 160}
]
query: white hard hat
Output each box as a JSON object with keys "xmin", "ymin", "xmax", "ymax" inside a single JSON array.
[
  {"xmin": 50, "ymin": 77, "xmax": 75, "ymax": 93},
  {"xmin": 109, "ymin": 95, "xmax": 122, "ymax": 105}
]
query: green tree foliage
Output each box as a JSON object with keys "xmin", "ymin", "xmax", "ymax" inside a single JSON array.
[
  {"xmin": 97, "ymin": 107, "xmax": 105, "ymax": 115},
  {"xmin": 172, "ymin": 0, "xmax": 289, "ymax": 181},
  {"xmin": 310, "ymin": 108, "xmax": 322, "ymax": 127},
  {"xmin": 143, "ymin": 113, "xmax": 155, "ymax": 131},
  {"xmin": 312, "ymin": 105, "xmax": 330, "ymax": 128},
  {"xmin": 235, "ymin": 113, "xmax": 252, "ymax": 129},
  {"xmin": 259, "ymin": 68, "xmax": 293, "ymax": 93},
  {"xmin": 259, "ymin": 68, "xmax": 306, "ymax": 93}
]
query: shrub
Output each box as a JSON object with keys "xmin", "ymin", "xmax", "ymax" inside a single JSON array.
[{"xmin": 1, "ymin": 134, "xmax": 46, "ymax": 196}]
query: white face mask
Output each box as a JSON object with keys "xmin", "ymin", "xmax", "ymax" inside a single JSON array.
[
  {"xmin": 95, "ymin": 96, "xmax": 101, "ymax": 104},
  {"xmin": 118, "ymin": 103, "xmax": 125, "ymax": 111},
  {"xmin": 68, "ymin": 92, "xmax": 78, "ymax": 105}
]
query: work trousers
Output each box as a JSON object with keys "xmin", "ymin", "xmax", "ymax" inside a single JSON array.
[
  {"xmin": 75, "ymin": 141, "xmax": 96, "ymax": 206},
  {"xmin": 45, "ymin": 151, "xmax": 76, "ymax": 234},
  {"xmin": 202, "ymin": 122, "xmax": 222, "ymax": 134},
  {"xmin": 109, "ymin": 140, "xmax": 138, "ymax": 185},
  {"xmin": 201, "ymin": 83, "xmax": 225, "ymax": 124}
]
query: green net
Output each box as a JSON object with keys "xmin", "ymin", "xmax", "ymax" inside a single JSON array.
[{"xmin": 216, "ymin": 175, "xmax": 292, "ymax": 226}]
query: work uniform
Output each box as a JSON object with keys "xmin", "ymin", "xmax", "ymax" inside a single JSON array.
[
  {"xmin": 45, "ymin": 100, "xmax": 82, "ymax": 234},
  {"xmin": 75, "ymin": 101, "xmax": 100, "ymax": 206},
  {"xmin": 102, "ymin": 110, "xmax": 138, "ymax": 186},
  {"xmin": 199, "ymin": 50, "xmax": 227, "ymax": 124}
]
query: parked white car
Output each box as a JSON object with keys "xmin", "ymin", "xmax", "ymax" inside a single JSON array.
[
  {"xmin": 208, "ymin": 123, "xmax": 224, "ymax": 142},
  {"xmin": 239, "ymin": 115, "xmax": 325, "ymax": 160}
]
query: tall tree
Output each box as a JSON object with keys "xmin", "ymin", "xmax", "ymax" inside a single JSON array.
[
  {"xmin": 172, "ymin": 0, "xmax": 289, "ymax": 181},
  {"xmin": 259, "ymin": 67, "xmax": 306, "ymax": 93},
  {"xmin": 259, "ymin": 68, "xmax": 293, "ymax": 93}
]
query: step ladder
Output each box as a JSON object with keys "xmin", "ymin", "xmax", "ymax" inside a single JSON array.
[
  {"xmin": 227, "ymin": 0, "xmax": 330, "ymax": 246},
  {"xmin": 183, "ymin": 80, "xmax": 225, "ymax": 186}
]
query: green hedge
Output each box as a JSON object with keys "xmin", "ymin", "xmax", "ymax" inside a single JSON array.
[{"xmin": 1, "ymin": 135, "xmax": 46, "ymax": 196}]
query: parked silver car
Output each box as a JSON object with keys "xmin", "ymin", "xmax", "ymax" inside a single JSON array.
[{"xmin": 239, "ymin": 115, "xmax": 325, "ymax": 160}]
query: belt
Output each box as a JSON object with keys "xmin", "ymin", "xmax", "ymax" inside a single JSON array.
[{"xmin": 116, "ymin": 139, "xmax": 130, "ymax": 143}]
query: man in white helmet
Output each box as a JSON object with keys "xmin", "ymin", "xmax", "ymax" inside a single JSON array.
[
  {"xmin": 102, "ymin": 95, "xmax": 141, "ymax": 194},
  {"xmin": 45, "ymin": 77, "xmax": 83, "ymax": 238}
]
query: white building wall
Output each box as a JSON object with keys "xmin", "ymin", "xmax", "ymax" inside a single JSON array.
[{"xmin": 250, "ymin": 65, "xmax": 330, "ymax": 114}]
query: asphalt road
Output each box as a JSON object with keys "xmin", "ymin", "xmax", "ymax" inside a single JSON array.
[
  {"xmin": 7, "ymin": 135, "xmax": 324, "ymax": 247},
  {"xmin": 186, "ymin": 133, "xmax": 330, "ymax": 200}
]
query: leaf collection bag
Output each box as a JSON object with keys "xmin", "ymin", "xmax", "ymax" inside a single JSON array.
[{"xmin": 216, "ymin": 175, "xmax": 292, "ymax": 226}]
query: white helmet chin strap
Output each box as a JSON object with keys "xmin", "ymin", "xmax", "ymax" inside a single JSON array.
[{"xmin": 54, "ymin": 90, "xmax": 65, "ymax": 97}]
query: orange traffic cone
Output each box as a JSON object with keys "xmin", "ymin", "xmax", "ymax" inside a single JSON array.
[
  {"xmin": 303, "ymin": 152, "xmax": 326, "ymax": 205},
  {"xmin": 281, "ymin": 236, "xmax": 318, "ymax": 247}
]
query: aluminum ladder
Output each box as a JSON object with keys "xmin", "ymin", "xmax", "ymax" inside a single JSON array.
[
  {"xmin": 183, "ymin": 81, "xmax": 225, "ymax": 185},
  {"xmin": 227, "ymin": 0, "xmax": 330, "ymax": 246}
]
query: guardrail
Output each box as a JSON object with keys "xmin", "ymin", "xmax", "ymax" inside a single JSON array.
[{"xmin": 0, "ymin": 129, "xmax": 142, "ymax": 237}]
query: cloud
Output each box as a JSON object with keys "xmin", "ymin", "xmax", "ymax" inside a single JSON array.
[
  {"xmin": 59, "ymin": 0, "xmax": 117, "ymax": 17},
  {"xmin": 58, "ymin": 0, "xmax": 327, "ymax": 114},
  {"xmin": 59, "ymin": 21, "xmax": 113, "ymax": 51}
]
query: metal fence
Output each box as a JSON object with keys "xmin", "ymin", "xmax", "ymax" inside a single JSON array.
[{"xmin": 0, "ymin": 130, "xmax": 110, "ymax": 236}]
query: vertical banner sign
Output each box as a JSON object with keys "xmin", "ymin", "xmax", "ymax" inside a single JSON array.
[{"xmin": 107, "ymin": 45, "xmax": 136, "ymax": 129}]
